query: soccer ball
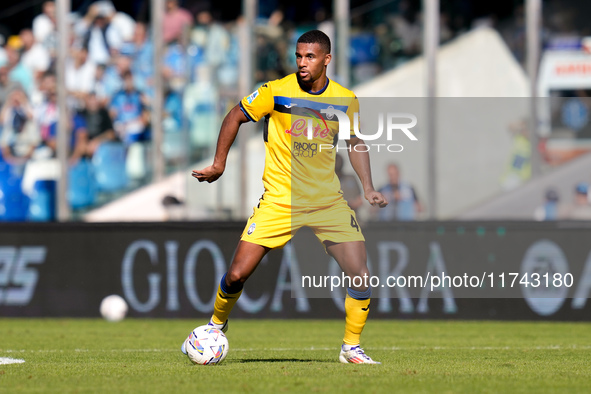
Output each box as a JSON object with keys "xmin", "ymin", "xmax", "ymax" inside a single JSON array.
[
  {"xmin": 99, "ymin": 295, "xmax": 128, "ymax": 322},
  {"xmin": 184, "ymin": 325, "xmax": 229, "ymax": 365}
]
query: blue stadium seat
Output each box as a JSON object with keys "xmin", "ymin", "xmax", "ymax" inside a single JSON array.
[
  {"xmin": 68, "ymin": 159, "xmax": 97, "ymax": 209},
  {"xmin": 0, "ymin": 157, "xmax": 12, "ymax": 184},
  {"xmin": 0, "ymin": 168, "xmax": 29, "ymax": 222},
  {"xmin": 27, "ymin": 180, "xmax": 56, "ymax": 221},
  {"xmin": 163, "ymin": 119, "xmax": 186, "ymax": 160},
  {"xmin": 92, "ymin": 142, "xmax": 128, "ymax": 192},
  {"xmin": 126, "ymin": 142, "xmax": 150, "ymax": 181},
  {"xmin": 350, "ymin": 34, "xmax": 379, "ymax": 65}
]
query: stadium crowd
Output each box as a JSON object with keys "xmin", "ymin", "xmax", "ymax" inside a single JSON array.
[
  {"xmin": 0, "ymin": 0, "xmax": 590, "ymax": 221},
  {"xmin": 0, "ymin": 0, "xmax": 239, "ymax": 220},
  {"xmin": 0, "ymin": 0, "xmax": 231, "ymax": 164}
]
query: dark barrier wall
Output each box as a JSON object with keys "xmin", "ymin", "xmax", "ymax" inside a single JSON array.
[{"xmin": 0, "ymin": 222, "xmax": 590, "ymax": 320}]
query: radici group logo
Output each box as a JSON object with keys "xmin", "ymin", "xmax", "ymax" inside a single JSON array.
[{"xmin": 288, "ymin": 107, "xmax": 418, "ymax": 154}]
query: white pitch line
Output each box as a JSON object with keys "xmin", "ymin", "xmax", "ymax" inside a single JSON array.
[
  {"xmin": 0, "ymin": 357, "xmax": 25, "ymax": 365},
  {"xmin": 1, "ymin": 345, "xmax": 590, "ymax": 354}
]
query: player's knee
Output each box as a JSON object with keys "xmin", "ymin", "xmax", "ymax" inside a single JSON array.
[
  {"xmin": 347, "ymin": 267, "xmax": 370, "ymax": 292},
  {"xmin": 226, "ymin": 269, "xmax": 249, "ymax": 286},
  {"xmin": 351, "ymin": 266, "xmax": 370, "ymax": 280}
]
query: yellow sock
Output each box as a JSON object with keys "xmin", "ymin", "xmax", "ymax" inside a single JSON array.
[
  {"xmin": 343, "ymin": 294, "xmax": 371, "ymax": 345},
  {"xmin": 211, "ymin": 284, "xmax": 242, "ymax": 325}
]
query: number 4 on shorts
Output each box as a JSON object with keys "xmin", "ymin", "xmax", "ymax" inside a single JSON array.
[{"xmin": 350, "ymin": 215, "xmax": 359, "ymax": 232}]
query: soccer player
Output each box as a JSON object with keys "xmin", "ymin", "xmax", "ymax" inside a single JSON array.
[{"xmin": 184, "ymin": 30, "xmax": 387, "ymax": 364}]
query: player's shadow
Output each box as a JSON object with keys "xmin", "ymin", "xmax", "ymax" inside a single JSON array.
[{"xmin": 239, "ymin": 358, "xmax": 331, "ymax": 363}]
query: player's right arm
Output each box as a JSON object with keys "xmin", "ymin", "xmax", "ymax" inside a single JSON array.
[
  {"xmin": 192, "ymin": 83, "xmax": 274, "ymax": 183},
  {"xmin": 192, "ymin": 105, "xmax": 249, "ymax": 183}
]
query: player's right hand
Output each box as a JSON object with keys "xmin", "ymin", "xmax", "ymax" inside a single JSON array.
[
  {"xmin": 192, "ymin": 164, "xmax": 224, "ymax": 183},
  {"xmin": 365, "ymin": 190, "xmax": 388, "ymax": 208}
]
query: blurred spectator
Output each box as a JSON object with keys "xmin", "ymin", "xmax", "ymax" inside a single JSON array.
[
  {"xmin": 43, "ymin": 112, "xmax": 89, "ymax": 165},
  {"xmin": 162, "ymin": 87, "xmax": 184, "ymax": 162},
  {"xmin": 335, "ymin": 153, "xmax": 362, "ymax": 213},
  {"xmin": 128, "ymin": 23, "xmax": 153, "ymax": 94},
  {"xmin": 109, "ymin": 70, "xmax": 149, "ymax": 145},
  {"xmin": 163, "ymin": 0, "xmax": 193, "ymax": 44},
  {"xmin": 183, "ymin": 64, "xmax": 218, "ymax": 160},
  {"xmin": 375, "ymin": 22, "xmax": 400, "ymax": 71},
  {"xmin": 0, "ymin": 66, "xmax": 20, "ymax": 106},
  {"xmin": 254, "ymin": 10, "xmax": 286, "ymax": 82},
  {"xmin": 96, "ymin": 1, "xmax": 136, "ymax": 52},
  {"xmin": 31, "ymin": 71, "xmax": 87, "ymax": 163},
  {"xmin": 164, "ymin": 88, "xmax": 182, "ymax": 132},
  {"xmin": 193, "ymin": 11, "xmax": 230, "ymax": 70},
  {"xmin": 255, "ymin": 34, "xmax": 282, "ymax": 83},
  {"xmin": 534, "ymin": 188, "xmax": 560, "ymax": 221},
  {"xmin": 65, "ymin": 46, "xmax": 96, "ymax": 109},
  {"xmin": 82, "ymin": 5, "xmax": 111, "ymax": 65},
  {"xmin": 93, "ymin": 64, "xmax": 109, "ymax": 106},
  {"xmin": 80, "ymin": 2, "xmax": 133, "ymax": 65},
  {"xmin": 101, "ymin": 52, "xmax": 133, "ymax": 99},
  {"xmin": 34, "ymin": 71, "xmax": 58, "ymax": 159},
  {"xmin": 0, "ymin": 89, "xmax": 39, "ymax": 165},
  {"xmin": 501, "ymin": 120, "xmax": 531, "ymax": 190},
  {"xmin": 5, "ymin": 44, "xmax": 34, "ymax": 95},
  {"xmin": 257, "ymin": 9, "xmax": 284, "ymax": 41},
  {"xmin": 79, "ymin": 92, "xmax": 115, "ymax": 157},
  {"xmin": 216, "ymin": 24, "xmax": 240, "ymax": 87},
  {"xmin": 391, "ymin": 0, "xmax": 421, "ymax": 57},
  {"xmin": 563, "ymin": 183, "xmax": 591, "ymax": 220},
  {"xmin": 33, "ymin": 1, "xmax": 57, "ymax": 50},
  {"xmin": 163, "ymin": 42, "xmax": 186, "ymax": 92},
  {"xmin": 19, "ymin": 29, "xmax": 51, "ymax": 83},
  {"xmin": 376, "ymin": 163, "xmax": 421, "ymax": 221}
]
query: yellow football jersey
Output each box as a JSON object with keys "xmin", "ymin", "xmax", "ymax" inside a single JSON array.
[{"xmin": 240, "ymin": 74, "xmax": 358, "ymax": 207}]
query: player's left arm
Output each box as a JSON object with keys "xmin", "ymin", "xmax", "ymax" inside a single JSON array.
[{"xmin": 346, "ymin": 136, "xmax": 388, "ymax": 208}]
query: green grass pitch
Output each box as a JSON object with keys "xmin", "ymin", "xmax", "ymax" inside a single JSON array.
[{"xmin": 1, "ymin": 319, "xmax": 590, "ymax": 393}]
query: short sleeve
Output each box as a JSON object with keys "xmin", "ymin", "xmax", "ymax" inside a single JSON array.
[
  {"xmin": 73, "ymin": 114, "xmax": 87, "ymax": 132},
  {"xmin": 239, "ymin": 82, "xmax": 274, "ymax": 122},
  {"xmin": 109, "ymin": 93, "xmax": 121, "ymax": 114},
  {"xmin": 346, "ymin": 96, "xmax": 359, "ymax": 137}
]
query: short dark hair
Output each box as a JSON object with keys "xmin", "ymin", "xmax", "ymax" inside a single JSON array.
[{"xmin": 297, "ymin": 30, "xmax": 331, "ymax": 54}]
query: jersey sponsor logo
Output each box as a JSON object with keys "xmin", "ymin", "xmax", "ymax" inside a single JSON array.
[
  {"xmin": 325, "ymin": 105, "xmax": 335, "ymax": 120},
  {"xmin": 293, "ymin": 141, "xmax": 318, "ymax": 158},
  {"xmin": 246, "ymin": 91, "xmax": 259, "ymax": 104},
  {"xmin": 285, "ymin": 118, "xmax": 330, "ymax": 139},
  {"xmin": 284, "ymin": 103, "xmax": 297, "ymax": 108},
  {"xmin": 247, "ymin": 223, "xmax": 256, "ymax": 235}
]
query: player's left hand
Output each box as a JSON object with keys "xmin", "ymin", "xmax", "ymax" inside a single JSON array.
[
  {"xmin": 192, "ymin": 163, "xmax": 225, "ymax": 183},
  {"xmin": 365, "ymin": 190, "xmax": 388, "ymax": 208}
]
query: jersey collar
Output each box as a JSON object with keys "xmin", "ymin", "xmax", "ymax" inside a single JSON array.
[{"xmin": 297, "ymin": 75, "xmax": 330, "ymax": 95}]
